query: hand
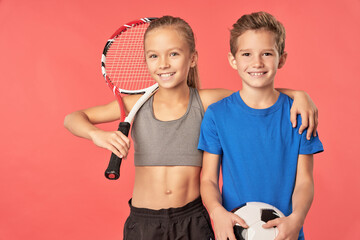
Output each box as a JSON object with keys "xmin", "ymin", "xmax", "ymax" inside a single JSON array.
[
  {"xmin": 211, "ymin": 207, "xmax": 248, "ymax": 240},
  {"xmin": 290, "ymin": 91, "xmax": 318, "ymax": 140},
  {"xmin": 262, "ymin": 214, "xmax": 302, "ymax": 240},
  {"xmin": 89, "ymin": 129, "xmax": 130, "ymax": 158}
]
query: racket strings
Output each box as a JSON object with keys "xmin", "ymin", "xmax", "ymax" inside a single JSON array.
[{"xmin": 105, "ymin": 23, "xmax": 155, "ymax": 91}]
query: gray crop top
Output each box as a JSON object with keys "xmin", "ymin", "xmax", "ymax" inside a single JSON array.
[{"xmin": 131, "ymin": 87, "xmax": 205, "ymax": 166}]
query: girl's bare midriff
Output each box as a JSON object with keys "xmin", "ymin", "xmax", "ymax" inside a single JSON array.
[{"xmin": 131, "ymin": 166, "xmax": 201, "ymax": 209}]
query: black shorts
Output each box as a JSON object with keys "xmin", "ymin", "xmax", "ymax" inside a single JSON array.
[{"xmin": 123, "ymin": 197, "xmax": 214, "ymax": 240}]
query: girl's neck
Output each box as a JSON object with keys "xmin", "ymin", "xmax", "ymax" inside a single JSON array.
[
  {"xmin": 152, "ymin": 83, "xmax": 190, "ymax": 121},
  {"xmin": 155, "ymin": 83, "xmax": 190, "ymax": 104}
]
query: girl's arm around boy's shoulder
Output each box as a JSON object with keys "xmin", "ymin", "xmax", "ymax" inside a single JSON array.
[
  {"xmin": 198, "ymin": 88, "xmax": 234, "ymax": 111},
  {"xmin": 277, "ymin": 89, "xmax": 319, "ymax": 140}
]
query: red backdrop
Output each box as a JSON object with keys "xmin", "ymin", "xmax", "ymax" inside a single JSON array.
[{"xmin": 1, "ymin": 0, "xmax": 359, "ymax": 239}]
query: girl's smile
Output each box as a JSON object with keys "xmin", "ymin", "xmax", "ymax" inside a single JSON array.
[{"xmin": 144, "ymin": 27, "xmax": 197, "ymax": 89}]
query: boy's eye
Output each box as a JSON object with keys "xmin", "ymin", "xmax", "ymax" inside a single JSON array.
[
  {"xmin": 170, "ymin": 52, "xmax": 179, "ymax": 57},
  {"xmin": 242, "ymin": 53, "xmax": 250, "ymax": 56},
  {"xmin": 263, "ymin": 52, "xmax": 272, "ymax": 56},
  {"xmin": 148, "ymin": 54, "xmax": 157, "ymax": 59}
]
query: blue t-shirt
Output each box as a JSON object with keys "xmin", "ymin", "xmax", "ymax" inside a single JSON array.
[{"xmin": 198, "ymin": 92, "xmax": 323, "ymax": 240}]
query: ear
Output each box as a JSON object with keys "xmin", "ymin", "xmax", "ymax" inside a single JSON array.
[
  {"xmin": 228, "ymin": 52, "xmax": 238, "ymax": 70},
  {"xmin": 190, "ymin": 51, "xmax": 198, "ymax": 68},
  {"xmin": 278, "ymin": 51, "xmax": 287, "ymax": 69}
]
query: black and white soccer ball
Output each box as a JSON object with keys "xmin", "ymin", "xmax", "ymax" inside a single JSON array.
[{"xmin": 232, "ymin": 202, "xmax": 285, "ymax": 240}]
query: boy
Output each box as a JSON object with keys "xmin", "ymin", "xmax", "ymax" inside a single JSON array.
[{"xmin": 198, "ymin": 12, "xmax": 324, "ymax": 240}]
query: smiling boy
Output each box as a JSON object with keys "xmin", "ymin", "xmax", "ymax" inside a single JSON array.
[{"xmin": 198, "ymin": 12, "xmax": 323, "ymax": 240}]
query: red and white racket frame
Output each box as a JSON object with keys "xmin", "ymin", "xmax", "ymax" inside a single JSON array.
[{"xmin": 101, "ymin": 17, "xmax": 158, "ymax": 180}]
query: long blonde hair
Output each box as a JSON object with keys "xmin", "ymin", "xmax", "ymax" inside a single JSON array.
[{"xmin": 144, "ymin": 16, "xmax": 200, "ymax": 89}]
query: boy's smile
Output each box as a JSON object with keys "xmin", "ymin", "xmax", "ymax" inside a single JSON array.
[
  {"xmin": 248, "ymin": 71, "xmax": 267, "ymax": 77},
  {"xmin": 228, "ymin": 29, "xmax": 287, "ymax": 90}
]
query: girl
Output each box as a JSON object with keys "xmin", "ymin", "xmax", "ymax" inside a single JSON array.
[{"xmin": 64, "ymin": 16, "xmax": 318, "ymax": 240}]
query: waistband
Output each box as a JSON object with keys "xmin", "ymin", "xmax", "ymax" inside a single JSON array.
[{"xmin": 128, "ymin": 196, "xmax": 205, "ymax": 219}]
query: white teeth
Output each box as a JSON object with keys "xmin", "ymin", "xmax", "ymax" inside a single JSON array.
[
  {"xmin": 159, "ymin": 73, "xmax": 174, "ymax": 77},
  {"xmin": 250, "ymin": 72, "xmax": 265, "ymax": 76}
]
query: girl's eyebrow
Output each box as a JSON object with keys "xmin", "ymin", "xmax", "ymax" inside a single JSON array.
[
  {"xmin": 145, "ymin": 47, "xmax": 185, "ymax": 54},
  {"xmin": 163, "ymin": 47, "xmax": 185, "ymax": 53}
]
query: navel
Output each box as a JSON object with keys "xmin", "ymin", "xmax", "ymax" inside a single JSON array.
[{"xmin": 165, "ymin": 189, "xmax": 172, "ymax": 195}]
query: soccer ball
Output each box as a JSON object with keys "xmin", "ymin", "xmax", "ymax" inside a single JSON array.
[{"xmin": 232, "ymin": 202, "xmax": 285, "ymax": 240}]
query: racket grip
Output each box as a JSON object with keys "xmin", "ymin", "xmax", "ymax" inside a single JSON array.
[{"xmin": 104, "ymin": 122, "xmax": 131, "ymax": 180}]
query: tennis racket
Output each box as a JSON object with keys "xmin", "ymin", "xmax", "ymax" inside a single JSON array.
[{"xmin": 101, "ymin": 17, "xmax": 158, "ymax": 180}]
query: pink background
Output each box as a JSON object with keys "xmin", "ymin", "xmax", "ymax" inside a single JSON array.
[{"xmin": 1, "ymin": 0, "xmax": 359, "ymax": 239}]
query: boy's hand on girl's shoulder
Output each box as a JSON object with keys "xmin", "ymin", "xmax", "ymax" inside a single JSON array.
[
  {"xmin": 262, "ymin": 214, "xmax": 302, "ymax": 240},
  {"xmin": 210, "ymin": 206, "xmax": 248, "ymax": 240},
  {"xmin": 89, "ymin": 129, "xmax": 130, "ymax": 159},
  {"xmin": 290, "ymin": 91, "xmax": 319, "ymax": 140}
]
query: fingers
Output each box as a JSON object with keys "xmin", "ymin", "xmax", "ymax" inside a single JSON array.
[
  {"xmin": 108, "ymin": 131, "xmax": 130, "ymax": 158},
  {"xmin": 262, "ymin": 218, "xmax": 279, "ymax": 229},
  {"xmin": 213, "ymin": 211, "xmax": 247, "ymax": 240},
  {"xmin": 90, "ymin": 129, "xmax": 131, "ymax": 158},
  {"xmin": 300, "ymin": 109, "xmax": 318, "ymax": 140},
  {"xmin": 290, "ymin": 109, "xmax": 297, "ymax": 128},
  {"xmin": 298, "ymin": 112, "xmax": 308, "ymax": 135},
  {"xmin": 117, "ymin": 131, "xmax": 131, "ymax": 148},
  {"xmin": 216, "ymin": 230, "xmax": 237, "ymax": 240},
  {"xmin": 219, "ymin": 215, "xmax": 247, "ymax": 240},
  {"xmin": 234, "ymin": 215, "xmax": 248, "ymax": 228},
  {"xmin": 107, "ymin": 145, "xmax": 123, "ymax": 158},
  {"xmin": 227, "ymin": 234, "xmax": 237, "ymax": 240},
  {"xmin": 313, "ymin": 109, "xmax": 318, "ymax": 137},
  {"xmin": 274, "ymin": 233, "xmax": 284, "ymax": 240},
  {"xmin": 306, "ymin": 114, "xmax": 315, "ymax": 140}
]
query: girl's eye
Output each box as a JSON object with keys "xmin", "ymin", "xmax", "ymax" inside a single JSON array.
[
  {"xmin": 170, "ymin": 52, "xmax": 179, "ymax": 57},
  {"xmin": 242, "ymin": 53, "xmax": 250, "ymax": 56},
  {"xmin": 148, "ymin": 54, "xmax": 157, "ymax": 59}
]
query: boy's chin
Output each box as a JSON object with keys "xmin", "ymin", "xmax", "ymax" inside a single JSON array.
[{"xmin": 242, "ymin": 79, "xmax": 275, "ymax": 89}]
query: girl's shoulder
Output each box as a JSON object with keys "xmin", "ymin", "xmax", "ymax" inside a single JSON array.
[
  {"xmin": 123, "ymin": 94, "xmax": 143, "ymax": 114},
  {"xmin": 198, "ymin": 88, "xmax": 234, "ymax": 111}
]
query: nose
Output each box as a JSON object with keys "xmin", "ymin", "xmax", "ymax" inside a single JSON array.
[
  {"xmin": 159, "ymin": 57, "xmax": 170, "ymax": 69},
  {"xmin": 252, "ymin": 55, "xmax": 264, "ymax": 68}
]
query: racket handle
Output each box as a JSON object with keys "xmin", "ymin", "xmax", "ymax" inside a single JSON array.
[{"xmin": 104, "ymin": 122, "xmax": 131, "ymax": 180}]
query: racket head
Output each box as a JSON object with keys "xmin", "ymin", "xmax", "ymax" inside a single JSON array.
[
  {"xmin": 101, "ymin": 18, "xmax": 158, "ymax": 180},
  {"xmin": 101, "ymin": 18, "xmax": 157, "ymax": 96}
]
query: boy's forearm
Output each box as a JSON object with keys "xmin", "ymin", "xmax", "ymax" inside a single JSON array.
[
  {"xmin": 200, "ymin": 151, "xmax": 225, "ymax": 217},
  {"xmin": 291, "ymin": 154, "xmax": 315, "ymax": 226},
  {"xmin": 291, "ymin": 180, "xmax": 314, "ymax": 225}
]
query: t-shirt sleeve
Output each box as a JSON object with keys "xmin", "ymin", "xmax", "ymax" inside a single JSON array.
[
  {"xmin": 198, "ymin": 107, "xmax": 223, "ymax": 155},
  {"xmin": 299, "ymin": 129, "xmax": 324, "ymax": 155}
]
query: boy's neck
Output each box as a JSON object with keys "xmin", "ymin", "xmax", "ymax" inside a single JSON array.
[{"xmin": 239, "ymin": 86, "xmax": 279, "ymax": 109}]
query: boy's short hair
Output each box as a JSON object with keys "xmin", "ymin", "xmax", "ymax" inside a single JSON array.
[{"xmin": 230, "ymin": 12, "xmax": 286, "ymax": 56}]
